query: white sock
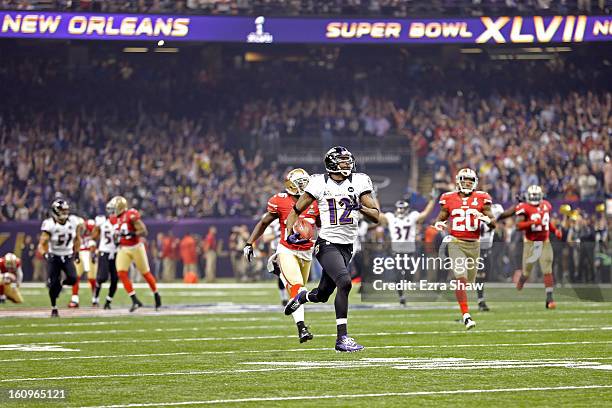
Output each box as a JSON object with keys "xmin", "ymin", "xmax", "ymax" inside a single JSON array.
[
  {"xmin": 292, "ymin": 304, "xmax": 305, "ymax": 324},
  {"xmin": 279, "ymin": 289, "xmax": 288, "ymax": 302},
  {"xmin": 71, "ymin": 295, "xmax": 79, "ymax": 303}
]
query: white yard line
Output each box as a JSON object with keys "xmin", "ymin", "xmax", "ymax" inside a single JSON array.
[
  {"xmin": 78, "ymin": 385, "xmax": 612, "ymax": 407},
  {"xmin": 0, "ymin": 341, "xmax": 610, "ymax": 363},
  {"xmin": 1, "ymin": 326, "xmax": 608, "ymax": 346}
]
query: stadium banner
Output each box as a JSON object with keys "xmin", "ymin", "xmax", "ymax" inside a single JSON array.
[{"xmin": 1, "ymin": 12, "xmax": 611, "ymax": 44}]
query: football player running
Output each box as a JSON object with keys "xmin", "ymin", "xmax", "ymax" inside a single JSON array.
[
  {"xmin": 497, "ymin": 185, "xmax": 562, "ymax": 309},
  {"xmin": 243, "ymin": 168, "xmax": 319, "ymax": 343},
  {"xmin": 478, "ymin": 203, "xmax": 504, "ymax": 311},
  {"xmin": 92, "ymin": 199, "xmax": 119, "ymax": 310},
  {"xmin": 380, "ymin": 195, "xmax": 435, "ymax": 306},
  {"xmin": 434, "ymin": 168, "xmax": 496, "ymax": 330},
  {"xmin": 70, "ymin": 218, "xmax": 97, "ymax": 308},
  {"xmin": 111, "ymin": 196, "xmax": 161, "ymax": 312},
  {"xmin": 38, "ymin": 199, "xmax": 81, "ymax": 317},
  {"xmin": 284, "ymin": 146, "xmax": 380, "ymax": 352},
  {"xmin": 0, "ymin": 253, "xmax": 24, "ymax": 304}
]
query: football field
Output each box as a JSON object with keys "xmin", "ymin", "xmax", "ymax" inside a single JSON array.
[{"xmin": 1, "ymin": 283, "xmax": 611, "ymax": 407}]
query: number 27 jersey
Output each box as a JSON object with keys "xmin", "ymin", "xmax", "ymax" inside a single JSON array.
[
  {"xmin": 305, "ymin": 173, "xmax": 373, "ymax": 245},
  {"xmin": 439, "ymin": 191, "xmax": 492, "ymax": 241}
]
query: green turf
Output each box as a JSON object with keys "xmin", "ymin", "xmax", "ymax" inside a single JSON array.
[{"xmin": 0, "ymin": 284, "xmax": 611, "ymax": 407}]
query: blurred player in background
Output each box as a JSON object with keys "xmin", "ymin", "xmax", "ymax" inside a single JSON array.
[
  {"xmin": 478, "ymin": 203, "xmax": 505, "ymax": 311},
  {"xmin": 244, "ymin": 168, "xmax": 319, "ymax": 343},
  {"xmin": 112, "ymin": 196, "xmax": 161, "ymax": 312},
  {"xmin": 262, "ymin": 218, "xmax": 288, "ymax": 305},
  {"xmin": 70, "ymin": 218, "xmax": 97, "ymax": 308},
  {"xmin": 92, "ymin": 199, "xmax": 119, "ymax": 309},
  {"xmin": 381, "ymin": 193, "xmax": 436, "ymax": 305},
  {"xmin": 0, "ymin": 253, "xmax": 24, "ymax": 304},
  {"xmin": 434, "ymin": 168, "xmax": 496, "ymax": 330},
  {"xmin": 38, "ymin": 199, "xmax": 81, "ymax": 317},
  {"xmin": 498, "ymin": 185, "xmax": 562, "ymax": 309},
  {"xmin": 285, "ymin": 146, "xmax": 380, "ymax": 352}
]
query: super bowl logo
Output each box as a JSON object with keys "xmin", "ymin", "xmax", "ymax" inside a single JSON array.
[{"xmin": 247, "ymin": 16, "xmax": 273, "ymax": 43}]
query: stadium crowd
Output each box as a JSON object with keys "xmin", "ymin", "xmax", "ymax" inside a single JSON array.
[
  {"xmin": 0, "ymin": 51, "xmax": 610, "ymax": 221},
  {"xmin": 1, "ymin": 0, "xmax": 609, "ymax": 16}
]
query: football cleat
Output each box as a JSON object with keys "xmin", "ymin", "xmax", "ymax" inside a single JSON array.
[
  {"xmin": 284, "ymin": 291, "xmax": 305, "ymax": 316},
  {"xmin": 92, "ymin": 301, "xmax": 99, "ymax": 308},
  {"xmin": 478, "ymin": 301, "xmax": 490, "ymax": 312},
  {"xmin": 129, "ymin": 299, "xmax": 143, "ymax": 313},
  {"xmin": 546, "ymin": 300, "xmax": 556, "ymax": 309},
  {"xmin": 68, "ymin": 301, "xmax": 79, "ymax": 308},
  {"xmin": 298, "ymin": 326, "xmax": 314, "ymax": 343},
  {"xmin": 51, "ymin": 309, "xmax": 59, "ymax": 318},
  {"xmin": 335, "ymin": 336, "xmax": 364, "ymax": 353},
  {"xmin": 103, "ymin": 301, "xmax": 112, "ymax": 310},
  {"xmin": 463, "ymin": 313, "xmax": 476, "ymax": 330},
  {"xmin": 399, "ymin": 297, "xmax": 407, "ymax": 307},
  {"xmin": 154, "ymin": 293, "xmax": 162, "ymax": 311},
  {"xmin": 281, "ymin": 299, "xmax": 288, "ymax": 307}
]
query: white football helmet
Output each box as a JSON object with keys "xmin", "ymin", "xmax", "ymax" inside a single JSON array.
[
  {"xmin": 455, "ymin": 168, "xmax": 478, "ymax": 194},
  {"xmin": 526, "ymin": 185, "xmax": 543, "ymax": 205}
]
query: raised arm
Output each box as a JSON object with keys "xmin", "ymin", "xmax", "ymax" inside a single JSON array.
[{"xmin": 416, "ymin": 198, "xmax": 436, "ymax": 224}]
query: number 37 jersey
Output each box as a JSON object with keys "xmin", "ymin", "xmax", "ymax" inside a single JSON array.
[
  {"xmin": 41, "ymin": 215, "xmax": 82, "ymax": 256},
  {"xmin": 439, "ymin": 191, "xmax": 492, "ymax": 241},
  {"xmin": 305, "ymin": 173, "xmax": 373, "ymax": 245}
]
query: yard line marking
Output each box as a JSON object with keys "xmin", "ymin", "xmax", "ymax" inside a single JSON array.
[
  {"xmin": 4, "ymin": 326, "xmax": 608, "ymax": 346},
  {"xmin": 0, "ymin": 341, "xmax": 611, "ymax": 362},
  {"xmin": 78, "ymin": 385, "xmax": 612, "ymax": 407},
  {"xmin": 5, "ymin": 317, "xmax": 607, "ymax": 336}
]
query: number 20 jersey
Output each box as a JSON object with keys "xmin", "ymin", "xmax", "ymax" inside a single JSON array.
[
  {"xmin": 41, "ymin": 215, "xmax": 82, "ymax": 256},
  {"xmin": 305, "ymin": 173, "xmax": 373, "ymax": 245},
  {"xmin": 439, "ymin": 191, "xmax": 492, "ymax": 241}
]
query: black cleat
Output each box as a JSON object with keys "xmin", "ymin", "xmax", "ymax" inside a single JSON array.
[
  {"xmin": 284, "ymin": 291, "xmax": 305, "ymax": 316},
  {"xmin": 51, "ymin": 309, "xmax": 59, "ymax": 318},
  {"xmin": 129, "ymin": 298, "xmax": 143, "ymax": 312},
  {"xmin": 399, "ymin": 297, "xmax": 407, "ymax": 307},
  {"xmin": 103, "ymin": 301, "xmax": 112, "ymax": 310},
  {"xmin": 281, "ymin": 299, "xmax": 288, "ymax": 307},
  {"xmin": 154, "ymin": 293, "xmax": 162, "ymax": 311},
  {"xmin": 478, "ymin": 301, "xmax": 490, "ymax": 312},
  {"xmin": 298, "ymin": 326, "xmax": 314, "ymax": 343}
]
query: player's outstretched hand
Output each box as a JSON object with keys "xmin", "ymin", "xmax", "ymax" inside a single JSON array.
[
  {"xmin": 243, "ymin": 244, "xmax": 254, "ymax": 262},
  {"xmin": 434, "ymin": 221, "xmax": 447, "ymax": 231},
  {"xmin": 554, "ymin": 229, "xmax": 563, "ymax": 240}
]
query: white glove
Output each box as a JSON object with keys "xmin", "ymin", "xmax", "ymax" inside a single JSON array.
[
  {"xmin": 477, "ymin": 213, "xmax": 492, "ymax": 225},
  {"xmin": 434, "ymin": 221, "xmax": 447, "ymax": 231},
  {"xmin": 243, "ymin": 244, "xmax": 254, "ymax": 262}
]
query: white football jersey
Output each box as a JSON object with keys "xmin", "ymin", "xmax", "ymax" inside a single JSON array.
[
  {"xmin": 305, "ymin": 173, "xmax": 373, "ymax": 245},
  {"xmin": 385, "ymin": 210, "xmax": 420, "ymax": 253},
  {"xmin": 41, "ymin": 215, "xmax": 81, "ymax": 256},
  {"xmin": 266, "ymin": 218, "xmax": 281, "ymax": 252},
  {"xmin": 95, "ymin": 215, "xmax": 118, "ymax": 254},
  {"xmin": 480, "ymin": 204, "xmax": 504, "ymax": 250}
]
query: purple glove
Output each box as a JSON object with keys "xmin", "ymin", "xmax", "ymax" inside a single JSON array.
[{"xmin": 287, "ymin": 232, "xmax": 309, "ymax": 245}]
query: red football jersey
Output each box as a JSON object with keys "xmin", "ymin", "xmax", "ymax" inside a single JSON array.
[
  {"xmin": 0, "ymin": 257, "xmax": 21, "ymax": 273},
  {"xmin": 80, "ymin": 219, "xmax": 96, "ymax": 250},
  {"xmin": 116, "ymin": 208, "xmax": 142, "ymax": 247},
  {"xmin": 515, "ymin": 200, "xmax": 552, "ymax": 241},
  {"xmin": 439, "ymin": 191, "xmax": 492, "ymax": 240},
  {"xmin": 267, "ymin": 192, "xmax": 319, "ymax": 251}
]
